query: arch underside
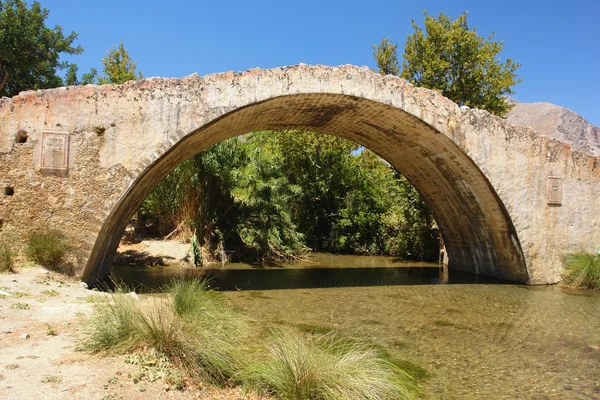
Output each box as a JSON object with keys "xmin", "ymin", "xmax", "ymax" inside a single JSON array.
[{"xmin": 82, "ymin": 93, "xmax": 528, "ymax": 285}]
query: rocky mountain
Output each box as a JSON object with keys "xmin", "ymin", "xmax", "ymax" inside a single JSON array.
[{"xmin": 507, "ymin": 101, "xmax": 600, "ymax": 156}]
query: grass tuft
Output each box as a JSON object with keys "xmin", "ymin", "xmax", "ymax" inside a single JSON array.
[
  {"xmin": 83, "ymin": 279, "xmax": 422, "ymax": 397},
  {"xmin": 0, "ymin": 240, "xmax": 16, "ymax": 273},
  {"xmin": 24, "ymin": 227, "xmax": 71, "ymax": 273},
  {"xmin": 243, "ymin": 328, "xmax": 417, "ymax": 400},
  {"xmin": 562, "ymin": 252, "xmax": 600, "ymax": 289},
  {"xmin": 83, "ymin": 280, "xmax": 252, "ymax": 386}
]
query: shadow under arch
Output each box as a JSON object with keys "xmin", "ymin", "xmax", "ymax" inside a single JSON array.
[{"xmin": 81, "ymin": 93, "xmax": 528, "ymax": 285}]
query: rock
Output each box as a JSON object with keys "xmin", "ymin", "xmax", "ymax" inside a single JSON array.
[
  {"xmin": 128, "ymin": 292, "xmax": 140, "ymax": 301},
  {"xmin": 78, "ymin": 282, "xmax": 89, "ymax": 290},
  {"xmin": 507, "ymin": 101, "xmax": 600, "ymax": 156},
  {"xmin": 2, "ymin": 328, "xmax": 13, "ymax": 334},
  {"xmin": 0, "ymin": 290, "xmax": 12, "ymax": 297},
  {"xmin": 21, "ymin": 333, "xmax": 30, "ymax": 340},
  {"xmin": 40, "ymin": 270, "xmax": 50, "ymax": 275}
]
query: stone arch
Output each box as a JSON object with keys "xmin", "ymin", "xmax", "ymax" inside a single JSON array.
[
  {"xmin": 3, "ymin": 65, "xmax": 597, "ymax": 287},
  {"xmin": 81, "ymin": 91, "xmax": 528, "ymax": 285}
]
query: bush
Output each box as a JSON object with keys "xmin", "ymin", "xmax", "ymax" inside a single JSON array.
[
  {"xmin": 24, "ymin": 228, "xmax": 70, "ymax": 271},
  {"xmin": 84, "ymin": 280, "xmax": 421, "ymax": 396},
  {"xmin": 243, "ymin": 328, "xmax": 417, "ymax": 400},
  {"xmin": 0, "ymin": 240, "xmax": 16, "ymax": 273},
  {"xmin": 83, "ymin": 280, "xmax": 253, "ymax": 386},
  {"xmin": 562, "ymin": 252, "xmax": 600, "ymax": 289}
]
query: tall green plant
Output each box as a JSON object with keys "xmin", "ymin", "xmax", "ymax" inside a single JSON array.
[
  {"xmin": 24, "ymin": 227, "xmax": 70, "ymax": 272},
  {"xmin": 374, "ymin": 11, "xmax": 521, "ymax": 117},
  {"xmin": 233, "ymin": 133, "xmax": 306, "ymax": 261},
  {"xmin": 142, "ymin": 131, "xmax": 438, "ymax": 263},
  {"xmin": 0, "ymin": 0, "xmax": 83, "ymax": 96},
  {"xmin": 275, "ymin": 130, "xmax": 358, "ymax": 252},
  {"xmin": 98, "ymin": 41, "xmax": 142, "ymax": 84},
  {"xmin": 562, "ymin": 252, "xmax": 600, "ymax": 289}
]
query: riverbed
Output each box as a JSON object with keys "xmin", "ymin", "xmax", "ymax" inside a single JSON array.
[{"xmin": 113, "ymin": 254, "xmax": 600, "ymax": 399}]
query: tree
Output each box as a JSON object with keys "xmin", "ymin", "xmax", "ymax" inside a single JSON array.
[
  {"xmin": 274, "ymin": 131, "xmax": 358, "ymax": 252},
  {"xmin": 98, "ymin": 42, "xmax": 142, "ymax": 84},
  {"xmin": 374, "ymin": 11, "xmax": 521, "ymax": 117},
  {"xmin": 63, "ymin": 63, "xmax": 78, "ymax": 86},
  {"xmin": 80, "ymin": 67, "xmax": 98, "ymax": 85},
  {"xmin": 372, "ymin": 38, "xmax": 400, "ymax": 76},
  {"xmin": 0, "ymin": 0, "xmax": 83, "ymax": 97}
]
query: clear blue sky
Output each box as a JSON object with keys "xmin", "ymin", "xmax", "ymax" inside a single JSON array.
[{"xmin": 41, "ymin": 0, "xmax": 600, "ymax": 126}]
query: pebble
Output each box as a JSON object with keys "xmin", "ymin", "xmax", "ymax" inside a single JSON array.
[
  {"xmin": 128, "ymin": 292, "xmax": 140, "ymax": 301},
  {"xmin": 0, "ymin": 290, "xmax": 12, "ymax": 297},
  {"xmin": 20, "ymin": 333, "xmax": 30, "ymax": 340},
  {"xmin": 79, "ymin": 282, "xmax": 89, "ymax": 290},
  {"xmin": 2, "ymin": 328, "xmax": 13, "ymax": 334}
]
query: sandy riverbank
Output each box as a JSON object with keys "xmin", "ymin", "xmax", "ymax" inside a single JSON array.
[{"xmin": 0, "ymin": 266, "xmax": 265, "ymax": 400}]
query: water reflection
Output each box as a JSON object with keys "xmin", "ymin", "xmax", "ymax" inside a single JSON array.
[
  {"xmin": 111, "ymin": 253, "xmax": 600, "ymax": 398},
  {"xmin": 112, "ymin": 253, "xmax": 507, "ymax": 292}
]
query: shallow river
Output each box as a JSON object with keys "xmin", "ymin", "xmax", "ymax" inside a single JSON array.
[{"xmin": 113, "ymin": 253, "xmax": 600, "ymax": 399}]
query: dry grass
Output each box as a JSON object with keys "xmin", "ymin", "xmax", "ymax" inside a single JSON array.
[
  {"xmin": 82, "ymin": 280, "xmax": 252, "ymax": 386},
  {"xmin": 243, "ymin": 328, "xmax": 417, "ymax": 400},
  {"xmin": 24, "ymin": 227, "xmax": 71, "ymax": 273},
  {"xmin": 83, "ymin": 280, "xmax": 420, "ymax": 398},
  {"xmin": 0, "ymin": 240, "xmax": 16, "ymax": 273}
]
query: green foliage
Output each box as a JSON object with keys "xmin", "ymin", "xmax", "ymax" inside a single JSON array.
[
  {"xmin": 562, "ymin": 252, "xmax": 600, "ymax": 289},
  {"xmin": 63, "ymin": 63, "xmax": 78, "ymax": 86},
  {"xmin": 85, "ymin": 280, "xmax": 422, "ymax": 396},
  {"xmin": 0, "ymin": 0, "xmax": 83, "ymax": 96},
  {"xmin": 275, "ymin": 131, "xmax": 357, "ymax": 252},
  {"xmin": 233, "ymin": 133, "xmax": 307, "ymax": 261},
  {"xmin": 372, "ymin": 37, "xmax": 400, "ymax": 75},
  {"xmin": 243, "ymin": 328, "xmax": 417, "ymax": 400},
  {"xmin": 374, "ymin": 11, "xmax": 521, "ymax": 117},
  {"xmin": 143, "ymin": 131, "xmax": 438, "ymax": 262},
  {"xmin": 24, "ymin": 227, "xmax": 70, "ymax": 271},
  {"xmin": 143, "ymin": 136, "xmax": 307, "ymax": 263},
  {"xmin": 0, "ymin": 239, "xmax": 15, "ymax": 273},
  {"xmin": 275, "ymin": 131, "xmax": 437, "ymax": 260},
  {"xmin": 83, "ymin": 280, "xmax": 252, "ymax": 385},
  {"xmin": 80, "ymin": 67, "xmax": 98, "ymax": 85},
  {"xmin": 98, "ymin": 42, "xmax": 142, "ymax": 84}
]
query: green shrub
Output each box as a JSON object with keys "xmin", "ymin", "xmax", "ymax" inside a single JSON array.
[
  {"xmin": 243, "ymin": 328, "xmax": 417, "ymax": 400},
  {"xmin": 24, "ymin": 228, "xmax": 70, "ymax": 271},
  {"xmin": 84, "ymin": 280, "xmax": 422, "ymax": 396},
  {"xmin": 563, "ymin": 252, "xmax": 600, "ymax": 289},
  {"xmin": 83, "ymin": 280, "xmax": 252, "ymax": 386},
  {"xmin": 0, "ymin": 240, "xmax": 16, "ymax": 273}
]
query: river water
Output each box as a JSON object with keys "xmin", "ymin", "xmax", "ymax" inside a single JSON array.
[{"xmin": 113, "ymin": 253, "xmax": 600, "ymax": 399}]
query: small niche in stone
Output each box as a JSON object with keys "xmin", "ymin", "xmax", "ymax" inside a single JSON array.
[
  {"xmin": 4, "ymin": 187, "xmax": 14, "ymax": 196},
  {"xmin": 16, "ymin": 130, "xmax": 28, "ymax": 144}
]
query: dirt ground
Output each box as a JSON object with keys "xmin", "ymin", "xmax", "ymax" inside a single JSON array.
[{"xmin": 0, "ymin": 266, "xmax": 265, "ymax": 400}]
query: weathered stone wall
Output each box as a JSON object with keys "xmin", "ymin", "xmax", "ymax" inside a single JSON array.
[{"xmin": 0, "ymin": 65, "xmax": 598, "ymax": 285}]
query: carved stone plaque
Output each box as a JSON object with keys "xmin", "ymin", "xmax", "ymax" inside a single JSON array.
[
  {"xmin": 547, "ymin": 176, "xmax": 562, "ymax": 206},
  {"xmin": 40, "ymin": 131, "xmax": 69, "ymax": 173}
]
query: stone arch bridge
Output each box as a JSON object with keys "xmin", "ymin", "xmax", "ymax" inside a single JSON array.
[{"xmin": 1, "ymin": 65, "xmax": 598, "ymax": 285}]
